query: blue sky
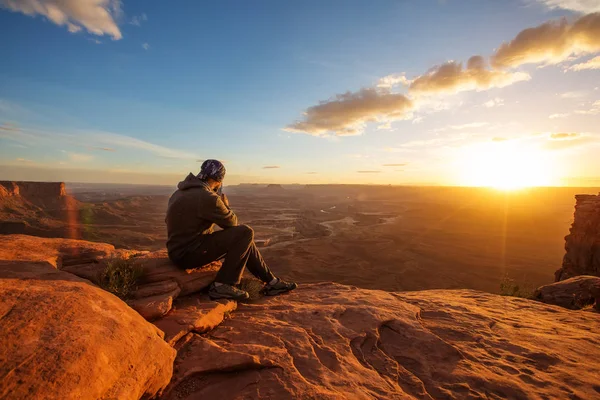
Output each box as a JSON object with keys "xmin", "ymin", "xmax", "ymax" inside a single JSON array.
[{"xmin": 1, "ymin": 0, "xmax": 599, "ymax": 186}]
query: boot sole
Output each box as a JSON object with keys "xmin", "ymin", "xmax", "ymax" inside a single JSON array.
[
  {"xmin": 209, "ymin": 292, "xmax": 249, "ymax": 301},
  {"xmin": 264, "ymin": 285, "xmax": 297, "ymax": 296}
]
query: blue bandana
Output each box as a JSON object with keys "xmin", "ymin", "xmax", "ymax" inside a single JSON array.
[{"xmin": 198, "ymin": 159, "xmax": 226, "ymax": 182}]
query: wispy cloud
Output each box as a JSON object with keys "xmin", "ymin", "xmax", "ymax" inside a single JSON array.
[
  {"xmin": 15, "ymin": 157, "xmax": 34, "ymax": 164},
  {"xmin": 357, "ymin": 170, "xmax": 381, "ymax": 173},
  {"xmin": 288, "ymin": 11, "xmax": 599, "ymax": 137},
  {"xmin": 382, "ymin": 163, "xmax": 407, "ymax": 167},
  {"xmin": 88, "ymin": 146, "xmax": 116, "ymax": 152},
  {"xmin": 0, "ymin": 123, "xmax": 21, "ymax": 132},
  {"xmin": 1, "ymin": 126, "xmax": 199, "ymax": 160},
  {"xmin": 263, "ymin": 165, "xmax": 280, "ymax": 169},
  {"xmin": 142, "ymin": 43, "xmax": 150, "ymax": 50},
  {"xmin": 409, "ymin": 56, "xmax": 530, "ymax": 95},
  {"xmin": 534, "ymin": 0, "xmax": 600, "ymax": 13},
  {"xmin": 567, "ymin": 55, "xmax": 600, "ymax": 71},
  {"xmin": 483, "ymin": 98, "xmax": 504, "ymax": 108},
  {"xmin": 377, "ymin": 73, "xmax": 411, "ymax": 88},
  {"xmin": 0, "ymin": 0, "xmax": 122, "ymax": 39},
  {"xmin": 560, "ymin": 90, "xmax": 587, "ymax": 98},
  {"xmin": 574, "ymin": 100, "xmax": 600, "ymax": 115},
  {"xmin": 549, "ymin": 132, "xmax": 582, "ymax": 140},
  {"xmin": 549, "ymin": 112, "xmax": 570, "ymax": 119},
  {"xmin": 130, "ymin": 13, "xmax": 147, "ymax": 27},
  {"xmin": 67, "ymin": 152, "xmax": 94, "ymax": 162},
  {"xmin": 543, "ymin": 132, "xmax": 599, "ymax": 150}
]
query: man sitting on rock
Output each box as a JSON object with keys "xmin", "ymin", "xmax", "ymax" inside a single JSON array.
[{"xmin": 166, "ymin": 159, "xmax": 297, "ymax": 301}]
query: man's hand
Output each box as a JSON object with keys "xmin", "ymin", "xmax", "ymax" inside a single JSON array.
[{"xmin": 221, "ymin": 193, "xmax": 230, "ymax": 208}]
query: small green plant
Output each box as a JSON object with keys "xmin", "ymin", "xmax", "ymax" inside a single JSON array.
[
  {"xmin": 239, "ymin": 276, "xmax": 265, "ymax": 300},
  {"xmin": 499, "ymin": 274, "xmax": 534, "ymax": 299},
  {"xmin": 98, "ymin": 257, "xmax": 142, "ymax": 299}
]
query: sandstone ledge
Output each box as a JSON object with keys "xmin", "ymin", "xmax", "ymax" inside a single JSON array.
[{"xmin": 162, "ymin": 283, "xmax": 600, "ymax": 399}]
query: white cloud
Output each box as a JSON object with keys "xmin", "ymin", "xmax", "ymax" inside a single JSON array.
[
  {"xmin": 0, "ymin": 0, "xmax": 122, "ymax": 39},
  {"xmin": 549, "ymin": 112, "xmax": 570, "ymax": 118},
  {"xmin": 575, "ymin": 100, "xmax": 600, "ymax": 114},
  {"xmin": 535, "ymin": 0, "xmax": 600, "ymax": 13},
  {"xmin": 484, "ymin": 98, "xmax": 504, "ymax": 108},
  {"xmin": 567, "ymin": 55, "xmax": 600, "ymax": 71},
  {"xmin": 286, "ymin": 12, "xmax": 599, "ymax": 138},
  {"xmin": 130, "ymin": 12, "xmax": 147, "ymax": 27},
  {"xmin": 409, "ymin": 56, "xmax": 530, "ymax": 95},
  {"xmin": 376, "ymin": 121, "xmax": 392, "ymax": 130},
  {"xmin": 285, "ymin": 88, "xmax": 413, "ymax": 136},
  {"xmin": 377, "ymin": 73, "xmax": 411, "ymax": 88},
  {"xmin": 142, "ymin": 42, "xmax": 150, "ymax": 50},
  {"xmin": 491, "ymin": 13, "xmax": 600, "ymax": 68},
  {"xmin": 560, "ymin": 90, "xmax": 587, "ymax": 98}
]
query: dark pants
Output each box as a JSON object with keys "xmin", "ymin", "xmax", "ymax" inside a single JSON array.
[{"xmin": 181, "ymin": 225, "xmax": 276, "ymax": 285}]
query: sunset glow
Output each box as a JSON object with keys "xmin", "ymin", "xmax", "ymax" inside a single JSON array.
[
  {"xmin": 0, "ymin": 1, "xmax": 599, "ymax": 186},
  {"xmin": 459, "ymin": 142, "xmax": 555, "ymax": 190}
]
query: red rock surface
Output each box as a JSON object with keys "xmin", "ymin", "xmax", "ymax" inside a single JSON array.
[
  {"xmin": 556, "ymin": 193, "xmax": 600, "ymax": 281},
  {"xmin": 535, "ymin": 275, "xmax": 600, "ymax": 310},
  {"xmin": 161, "ymin": 283, "xmax": 600, "ymax": 400},
  {"xmin": 154, "ymin": 296, "xmax": 237, "ymax": 346},
  {"xmin": 3, "ymin": 235, "xmax": 600, "ymax": 399},
  {"xmin": 0, "ymin": 234, "xmax": 126, "ymax": 267},
  {"xmin": 0, "ymin": 235, "xmax": 220, "ymax": 321},
  {"xmin": 136, "ymin": 250, "xmax": 221, "ymax": 296},
  {"xmin": 0, "ymin": 260, "xmax": 176, "ymax": 400},
  {"xmin": 0, "ymin": 181, "xmax": 67, "ymax": 198}
]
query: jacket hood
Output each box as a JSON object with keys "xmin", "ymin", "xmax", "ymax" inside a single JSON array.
[{"xmin": 177, "ymin": 173, "xmax": 210, "ymax": 191}]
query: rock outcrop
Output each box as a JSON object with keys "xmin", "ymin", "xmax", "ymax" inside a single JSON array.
[
  {"xmin": 0, "ymin": 234, "xmax": 127, "ymax": 268},
  {"xmin": 0, "ymin": 235, "xmax": 220, "ymax": 321},
  {"xmin": 0, "ymin": 181, "xmax": 67, "ymax": 199},
  {"xmin": 0, "ymin": 260, "xmax": 176, "ymax": 400},
  {"xmin": 0, "ymin": 181, "xmax": 79, "ymax": 238},
  {"xmin": 161, "ymin": 283, "xmax": 600, "ymax": 400},
  {"xmin": 3, "ymin": 235, "xmax": 600, "ymax": 399},
  {"xmin": 556, "ymin": 193, "xmax": 600, "ymax": 281},
  {"xmin": 534, "ymin": 275, "xmax": 600, "ymax": 310}
]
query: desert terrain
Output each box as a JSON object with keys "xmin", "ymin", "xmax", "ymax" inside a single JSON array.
[
  {"xmin": 2, "ymin": 182, "xmax": 600, "ymax": 399},
  {"xmin": 2, "ymin": 181, "xmax": 596, "ymax": 293}
]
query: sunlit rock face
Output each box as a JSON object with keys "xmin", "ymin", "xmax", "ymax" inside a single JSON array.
[
  {"xmin": 556, "ymin": 194, "xmax": 600, "ymax": 281},
  {"xmin": 0, "ymin": 181, "xmax": 67, "ymax": 199}
]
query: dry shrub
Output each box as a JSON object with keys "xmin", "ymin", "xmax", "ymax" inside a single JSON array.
[
  {"xmin": 239, "ymin": 277, "xmax": 265, "ymax": 300},
  {"xmin": 499, "ymin": 274, "xmax": 534, "ymax": 299},
  {"xmin": 98, "ymin": 257, "xmax": 142, "ymax": 299}
]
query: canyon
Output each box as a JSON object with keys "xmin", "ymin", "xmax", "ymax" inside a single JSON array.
[{"xmin": 1, "ymin": 182, "xmax": 600, "ymax": 399}]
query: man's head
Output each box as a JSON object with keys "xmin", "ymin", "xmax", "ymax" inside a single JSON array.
[{"xmin": 198, "ymin": 159, "xmax": 226, "ymax": 190}]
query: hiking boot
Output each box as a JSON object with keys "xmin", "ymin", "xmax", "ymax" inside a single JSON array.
[
  {"xmin": 208, "ymin": 282, "xmax": 250, "ymax": 301},
  {"xmin": 264, "ymin": 278, "xmax": 297, "ymax": 296}
]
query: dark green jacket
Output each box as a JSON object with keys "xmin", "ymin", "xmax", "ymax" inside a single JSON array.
[{"xmin": 166, "ymin": 173, "xmax": 237, "ymax": 261}]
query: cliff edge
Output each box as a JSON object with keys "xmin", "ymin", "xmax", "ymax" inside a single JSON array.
[
  {"xmin": 1, "ymin": 235, "xmax": 600, "ymax": 399},
  {"xmin": 0, "ymin": 181, "xmax": 79, "ymax": 237},
  {"xmin": 556, "ymin": 193, "xmax": 600, "ymax": 281}
]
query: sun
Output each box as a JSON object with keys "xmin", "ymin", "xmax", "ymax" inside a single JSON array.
[{"xmin": 458, "ymin": 141, "xmax": 555, "ymax": 190}]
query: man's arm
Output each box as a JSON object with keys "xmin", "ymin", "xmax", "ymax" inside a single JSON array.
[{"xmin": 202, "ymin": 194, "xmax": 238, "ymax": 229}]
